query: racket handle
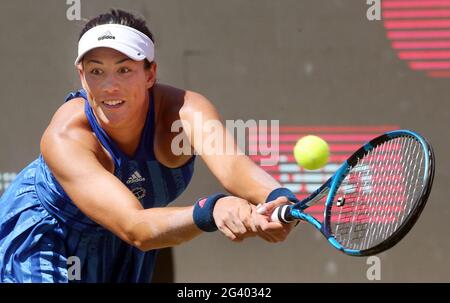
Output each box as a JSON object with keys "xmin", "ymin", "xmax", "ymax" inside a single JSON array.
[{"xmin": 270, "ymin": 205, "xmax": 296, "ymax": 224}]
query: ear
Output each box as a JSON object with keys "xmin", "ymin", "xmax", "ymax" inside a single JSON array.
[
  {"xmin": 77, "ymin": 63, "xmax": 85, "ymax": 81},
  {"xmin": 76, "ymin": 63, "xmax": 89, "ymax": 91},
  {"xmin": 145, "ymin": 62, "xmax": 157, "ymax": 89}
]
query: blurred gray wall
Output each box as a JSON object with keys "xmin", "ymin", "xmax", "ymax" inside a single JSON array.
[{"xmin": 0, "ymin": 0, "xmax": 449, "ymax": 282}]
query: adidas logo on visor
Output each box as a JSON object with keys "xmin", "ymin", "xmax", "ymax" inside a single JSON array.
[{"xmin": 98, "ymin": 30, "xmax": 115, "ymax": 41}]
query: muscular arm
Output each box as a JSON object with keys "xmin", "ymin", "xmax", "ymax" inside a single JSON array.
[
  {"xmin": 41, "ymin": 102, "xmax": 202, "ymax": 252},
  {"xmin": 180, "ymin": 91, "xmax": 281, "ymax": 204}
]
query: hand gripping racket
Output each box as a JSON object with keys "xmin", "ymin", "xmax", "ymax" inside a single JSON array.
[{"xmin": 271, "ymin": 130, "xmax": 435, "ymax": 256}]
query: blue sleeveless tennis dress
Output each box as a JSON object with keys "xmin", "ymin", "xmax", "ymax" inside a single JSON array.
[{"xmin": 0, "ymin": 89, "xmax": 195, "ymax": 282}]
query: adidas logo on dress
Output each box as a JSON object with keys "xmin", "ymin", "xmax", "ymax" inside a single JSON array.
[{"xmin": 126, "ymin": 171, "xmax": 146, "ymax": 184}]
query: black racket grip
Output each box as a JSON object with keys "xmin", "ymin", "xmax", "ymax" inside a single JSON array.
[{"xmin": 270, "ymin": 205, "xmax": 295, "ymax": 223}]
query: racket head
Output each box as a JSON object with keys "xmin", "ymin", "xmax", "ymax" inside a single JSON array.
[{"xmin": 322, "ymin": 130, "xmax": 435, "ymax": 256}]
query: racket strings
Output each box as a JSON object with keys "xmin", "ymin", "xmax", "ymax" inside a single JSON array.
[
  {"xmin": 330, "ymin": 136, "xmax": 426, "ymax": 251},
  {"xmin": 394, "ymin": 152, "xmax": 423, "ymax": 238}
]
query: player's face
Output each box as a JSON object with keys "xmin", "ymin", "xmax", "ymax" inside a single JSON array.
[{"xmin": 78, "ymin": 47, "xmax": 156, "ymax": 129}]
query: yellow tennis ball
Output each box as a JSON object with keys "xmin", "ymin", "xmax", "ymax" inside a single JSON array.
[{"xmin": 293, "ymin": 135, "xmax": 330, "ymax": 170}]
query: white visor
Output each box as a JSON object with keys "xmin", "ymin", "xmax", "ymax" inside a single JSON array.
[{"xmin": 75, "ymin": 24, "xmax": 154, "ymax": 66}]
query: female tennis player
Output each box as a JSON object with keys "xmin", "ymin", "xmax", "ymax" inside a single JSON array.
[{"xmin": 0, "ymin": 9, "xmax": 296, "ymax": 282}]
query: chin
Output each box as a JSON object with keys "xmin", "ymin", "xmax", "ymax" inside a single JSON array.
[{"xmin": 94, "ymin": 109, "xmax": 128, "ymax": 129}]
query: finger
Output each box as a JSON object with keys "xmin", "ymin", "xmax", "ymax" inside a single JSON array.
[
  {"xmin": 238, "ymin": 214, "xmax": 258, "ymax": 239},
  {"xmin": 258, "ymin": 230, "xmax": 278, "ymax": 243},
  {"xmin": 262, "ymin": 221, "xmax": 286, "ymax": 231},
  {"xmin": 242, "ymin": 217, "xmax": 258, "ymax": 234},
  {"xmin": 232, "ymin": 237, "xmax": 244, "ymax": 243},
  {"xmin": 250, "ymin": 207, "xmax": 271, "ymax": 241},
  {"xmin": 242, "ymin": 205, "xmax": 258, "ymax": 234},
  {"xmin": 247, "ymin": 210, "xmax": 258, "ymax": 234},
  {"xmin": 260, "ymin": 219, "xmax": 290, "ymax": 241},
  {"xmin": 257, "ymin": 197, "xmax": 289, "ymax": 215},
  {"xmin": 273, "ymin": 224, "xmax": 294, "ymax": 241},
  {"xmin": 256, "ymin": 224, "xmax": 277, "ymax": 242},
  {"xmin": 217, "ymin": 223, "xmax": 238, "ymax": 241},
  {"xmin": 232, "ymin": 217, "xmax": 248, "ymax": 236},
  {"xmin": 255, "ymin": 210, "xmax": 296, "ymax": 242},
  {"xmin": 254, "ymin": 216, "xmax": 278, "ymax": 243},
  {"xmin": 267, "ymin": 226, "xmax": 291, "ymax": 242},
  {"xmin": 223, "ymin": 215, "xmax": 247, "ymax": 238}
]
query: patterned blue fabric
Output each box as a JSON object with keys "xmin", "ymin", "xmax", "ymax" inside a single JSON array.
[{"xmin": 0, "ymin": 89, "xmax": 195, "ymax": 282}]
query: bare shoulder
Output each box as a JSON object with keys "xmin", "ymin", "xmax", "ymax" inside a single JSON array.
[
  {"xmin": 183, "ymin": 88, "xmax": 217, "ymax": 116},
  {"xmin": 40, "ymin": 98, "xmax": 104, "ymax": 161},
  {"xmin": 154, "ymin": 83, "xmax": 217, "ymax": 120}
]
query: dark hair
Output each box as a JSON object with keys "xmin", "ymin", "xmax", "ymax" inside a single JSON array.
[{"xmin": 79, "ymin": 9, "xmax": 154, "ymax": 69}]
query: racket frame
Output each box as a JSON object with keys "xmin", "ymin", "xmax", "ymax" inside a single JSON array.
[{"xmin": 288, "ymin": 130, "xmax": 435, "ymax": 256}]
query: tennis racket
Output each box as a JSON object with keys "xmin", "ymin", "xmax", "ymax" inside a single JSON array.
[{"xmin": 270, "ymin": 129, "xmax": 435, "ymax": 256}]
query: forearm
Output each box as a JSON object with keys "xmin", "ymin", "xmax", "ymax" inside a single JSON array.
[
  {"xmin": 224, "ymin": 155, "xmax": 281, "ymax": 204},
  {"xmin": 127, "ymin": 205, "xmax": 202, "ymax": 252}
]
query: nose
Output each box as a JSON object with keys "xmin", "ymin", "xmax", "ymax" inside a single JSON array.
[{"xmin": 101, "ymin": 74, "xmax": 120, "ymax": 94}]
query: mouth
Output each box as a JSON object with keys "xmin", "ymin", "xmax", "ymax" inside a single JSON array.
[{"xmin": 101, "ymin": 99, "xmax": 126, "ymax": 109}]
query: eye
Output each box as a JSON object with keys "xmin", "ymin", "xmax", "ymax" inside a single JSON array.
[
  {"xmin": 119, "ymin": 67, "xmax": 131, "ymax": 74},
  {"xmin": 90, "ymin": 68, "xmax": 103, "ymax": 75}
]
